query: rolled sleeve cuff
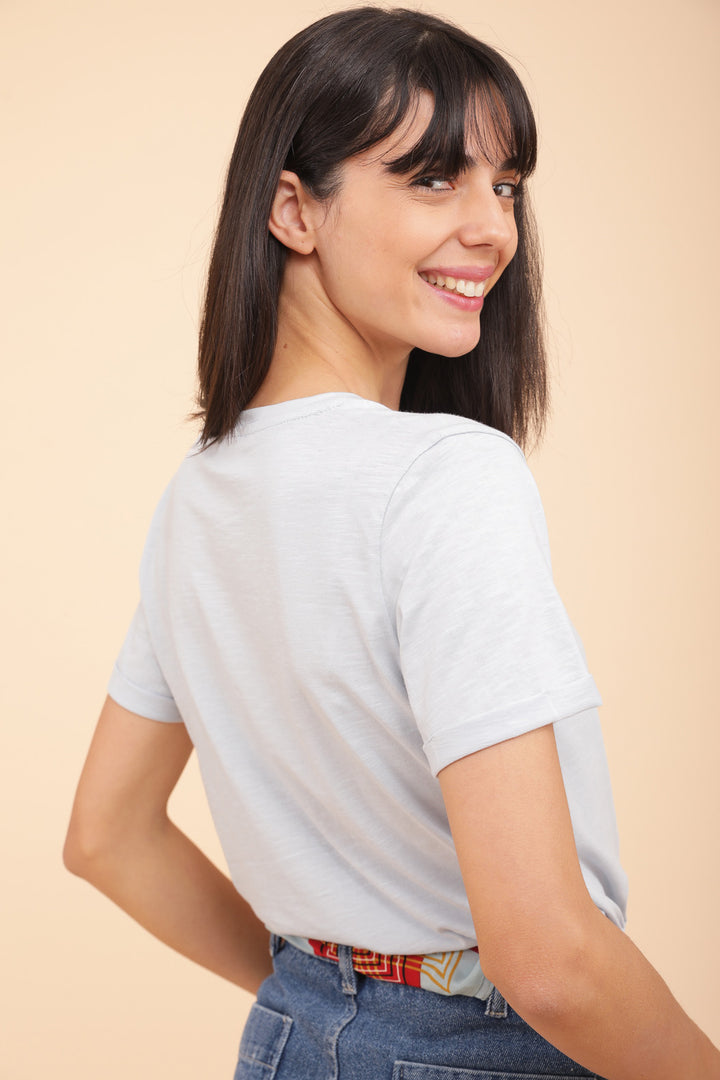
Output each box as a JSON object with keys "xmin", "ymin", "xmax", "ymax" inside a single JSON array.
[
  {"xmin": 107, "ymin": 666, "xmax": 183, "ymax": 723},
  {"xmin": 425, "ymin": 674, "xmax": 602, "ymax": 776}
]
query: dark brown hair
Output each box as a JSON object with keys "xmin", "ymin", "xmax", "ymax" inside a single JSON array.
[{"xmin": 197, "ymin": 7, "xmax": 546, "ymax": 448}]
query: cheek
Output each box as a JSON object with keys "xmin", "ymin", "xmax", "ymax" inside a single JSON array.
[
  {"xmin": 503, "ymin": 221, "xmax": 519, "ymax": 268},
  {"xmin": 489, "ymin": 225, "xmax": 519, "ymax": 292},
  {"xmin": 324, "ymin": 210, "xmax": 392, "ymax": 276}
]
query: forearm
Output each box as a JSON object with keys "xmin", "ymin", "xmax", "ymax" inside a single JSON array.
[
  {"xmin": 65, "ymin": 816, "xmax": 272, "ymax": 994},
  {"xmin": 439, "ymin": 729, "xmax": 719, "ymax": 1079},
  {"xmin": 506, "ymin": 909, "xmax": 720, "ymax": 1080}
]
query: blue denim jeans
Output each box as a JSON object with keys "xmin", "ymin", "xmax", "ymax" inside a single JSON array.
[{"xmin": 233, "ymin": 936, "xmax": 602, "ymax": 1079}]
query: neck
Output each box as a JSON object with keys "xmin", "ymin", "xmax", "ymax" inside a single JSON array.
[{"xmin": 248, "ymin": 255, "xmax": 410, "ymax": 410}]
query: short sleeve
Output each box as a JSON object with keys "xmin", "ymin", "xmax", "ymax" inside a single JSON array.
[
  {"xmin": 381, "ymin": 430, "xmax": 601, "ymax": 775},
  {"xmin": 107, "ymin": 602, "xmax": 183, "ymax": 722}
]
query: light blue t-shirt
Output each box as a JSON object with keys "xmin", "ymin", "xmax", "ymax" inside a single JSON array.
[{"xmin": 109, "ymin": 392, "xmax": 628, "ymax": 953}]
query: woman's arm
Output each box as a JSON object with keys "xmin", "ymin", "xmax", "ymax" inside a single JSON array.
[
  {"xmin": 63, "ymin": 696, "xmax": 272, "ymax": 993},
  {"xmin": 438, "ymin": 723, "xmax": 720, "ymax": 1080}
]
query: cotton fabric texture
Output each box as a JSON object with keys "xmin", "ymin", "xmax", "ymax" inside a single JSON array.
[{"xmin": 108, "ymin": 392, "xmax": 628, "ymax": 956}]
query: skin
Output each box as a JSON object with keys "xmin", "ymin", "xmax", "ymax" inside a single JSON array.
[
  {"xmin": 65, "ymin": 96, "xmax": 720, "ymax": 1076},
  {"xmin": 64, "ymin": 698, "xmax": 273, "ymax": 992},
  {"xmin": 439, "ymin": 727, "xmax": 720, "ymax": 1078},
  {"xmin": 250, "ymin": 94, "xmax": 519, "ymax": 410}
]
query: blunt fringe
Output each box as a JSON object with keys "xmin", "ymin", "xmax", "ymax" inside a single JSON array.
[{"xmin": 197, "ymin": 7, "xmax": 547, "ymax": 448}]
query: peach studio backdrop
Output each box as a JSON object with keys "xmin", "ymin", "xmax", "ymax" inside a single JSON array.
[{"xmin": 2, "ymin": 0, "xmax": 718, "ymax": 1076}]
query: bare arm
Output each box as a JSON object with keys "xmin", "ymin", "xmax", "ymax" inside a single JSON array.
[
  {"xmin": 438, "ymin": 724, "xmax": 720, "ymax": 1080},
  {"xmin": 64, "ymin": 696, "xmax": 272, "ymax": 993}
]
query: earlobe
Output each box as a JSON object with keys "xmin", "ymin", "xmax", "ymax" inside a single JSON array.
[{"xmin": 268, "ymin": 170, "xmax": 316, "ymax": 254}]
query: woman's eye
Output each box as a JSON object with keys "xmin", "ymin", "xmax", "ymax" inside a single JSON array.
[
  {"xmin": 493, "ymin": 180, "xmax": 518, "ymax": 199},
  {"xmin": 413, "ymin": 176, "xmax": 454, "ymax": 191}
]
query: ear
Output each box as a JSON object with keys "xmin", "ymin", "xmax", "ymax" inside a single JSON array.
[{"xmin": 268, "ymin": 170, "xmax": 318, "ymax": 254}]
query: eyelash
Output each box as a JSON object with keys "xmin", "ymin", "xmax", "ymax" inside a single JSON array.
[{"xmin": 411, "ymin": 176, "xmax": 520, "ymax": 199}]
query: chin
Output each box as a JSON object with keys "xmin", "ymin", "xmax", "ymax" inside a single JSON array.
[{"xmin": 430, "ymin": 329, "xmax": 482, "ymax": 358}]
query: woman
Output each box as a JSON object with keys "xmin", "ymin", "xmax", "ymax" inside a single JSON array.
[{"xmin": 64, "ymin": 8, "xmax": 720, "ymax": 1078}]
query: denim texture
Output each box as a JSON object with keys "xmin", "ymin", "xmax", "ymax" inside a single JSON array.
[{"xmin": 233, "ymin": 938, "xmax": 601, "ymax": 1080}]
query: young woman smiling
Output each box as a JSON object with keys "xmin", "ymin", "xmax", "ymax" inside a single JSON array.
[{"xmin": 64, "ymin": 8, "xmax": 720, "ymax": 1079}]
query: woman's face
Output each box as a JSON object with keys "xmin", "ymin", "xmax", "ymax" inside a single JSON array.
[{"xmin": 306, "ymin": 96, "xmax": 520, "ymax": 364}]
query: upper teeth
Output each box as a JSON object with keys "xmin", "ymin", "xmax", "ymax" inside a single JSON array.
[{"xmin": 420, "ymin": 272, "xmax": 486, "ymax": 298}]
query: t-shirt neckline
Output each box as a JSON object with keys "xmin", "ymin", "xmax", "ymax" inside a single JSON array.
[{"xmin": 236, "ymin": 392, "xmax": 387, "ymax": 433}]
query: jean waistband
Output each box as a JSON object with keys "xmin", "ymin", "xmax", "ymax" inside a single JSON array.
[{"xmin": 275, "ymin": 934, "xmax": 496, "ymax": 1002}]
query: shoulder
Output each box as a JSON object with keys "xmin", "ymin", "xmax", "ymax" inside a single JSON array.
[
  {"xmin": 383, "ymin": 412, "xmax": 534, "ymax": 522},
  {"xmin": 380, "ymin": 413, "xmax": 550, "ymax": 583},
  {"xmin": 382, "ymin": 407, "xmax": 523, "ymax": 459},
  {"xmin": 133, "ymin": 439, "xmax": 204, "ymax": 565}
]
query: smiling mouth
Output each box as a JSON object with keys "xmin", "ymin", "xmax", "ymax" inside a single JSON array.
[{"xmin": 419, "ymin": 272, "xmax": 486, "ymax": 298}]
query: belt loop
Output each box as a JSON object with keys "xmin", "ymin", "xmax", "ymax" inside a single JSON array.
[
  {"xmin": 269, "ymin": 933, "xmax": 286, "ymax": 958},
  {"xmin": 484, "ymin": 985, "xmax": 508, "ymax": 1018},
  {"xmin": 337, "ymin": 945, "xmax": 358, "ymax": 997}
]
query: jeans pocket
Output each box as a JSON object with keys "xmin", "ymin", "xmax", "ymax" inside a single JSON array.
[
  {"xmin": 233, "ymin": 1002, "xmax": 293, "ymax": 1080},
  {"xmin": 392, "ymin": 1065, "xmax": 593, "ymax": 1080}
]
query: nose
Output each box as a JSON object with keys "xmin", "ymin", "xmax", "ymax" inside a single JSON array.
[{"xmin": 456, "ymin": 182, "xmax": 517, "ymax": 252}]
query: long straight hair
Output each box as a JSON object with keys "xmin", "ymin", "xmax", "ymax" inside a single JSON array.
[{"xmin": 197, "ymin": 7, "xmax": 546, "ymax": 448}]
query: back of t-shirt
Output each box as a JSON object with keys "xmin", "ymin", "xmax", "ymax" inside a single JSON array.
[{"xmin": 109, "ymin": 392, "xmax": 627, "ymax": 954}]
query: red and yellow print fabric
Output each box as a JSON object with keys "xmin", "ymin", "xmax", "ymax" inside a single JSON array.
[{"xmin": 302, "ymin": 938, "xmax": 489, "ymax": 997}]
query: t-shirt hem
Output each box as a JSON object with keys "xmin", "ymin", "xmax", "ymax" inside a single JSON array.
[{"xmin": 424, "ymin": 674, "xmax": 602, "ymax": 775}]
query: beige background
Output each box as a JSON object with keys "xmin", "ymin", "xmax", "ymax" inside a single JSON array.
[{"xmin": 2, "ymin": 0, "xmax": 718, "ymax": 1075}]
